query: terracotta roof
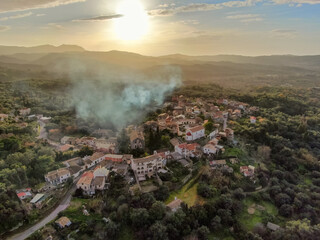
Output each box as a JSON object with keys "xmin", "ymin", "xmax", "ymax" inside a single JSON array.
[
  {"xmin": 91, "ymin": 152, "xmax": 105, "ymax": 161},
  {"xmin": 77, "ymin": 171, "xmax": 94, "ymax": 185},
  {"xmin": 17, "ymin": 192, "xmax": 26, "ymax": 198},
  {"xmin": 188, "ymin": 125, "xmax": 204, "ymax": 133},
  {"xmin": 133, "ymin": 154, "xmax": 162, "ymax": 164},
  {"xmin": 55, "ymin": 217, "xmax": 71, "ymax": 228},
  {"xmin": 178, "ymin": 143, "xmax": 199, "ymax": 151}
]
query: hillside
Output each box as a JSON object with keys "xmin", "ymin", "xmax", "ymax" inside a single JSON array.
[
  {"xmin": 0, "ymin": 47, "xmax": 319, "ymax": 89},
  {"xmin": 0, "ymin": 44, "xmax": 85, "ymax": 55}
]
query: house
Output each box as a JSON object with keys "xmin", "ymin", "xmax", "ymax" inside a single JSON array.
[
  {"xmin": 209, "ymin": 129, "xmax": 219, "ymax": 139},
  {"xmin": 84, "ymin": 158, "xmax": 95, "ymax": 169},
  {"xmin": 185, "ymin": 125, "xmax": 205, "ymax": 141},
  {"xmin": 56, "ymin": 217, "xmax": 72, "ymax": 228},
  {"xmin": 90, "ymin": 152, "xmax": 106, "ymax": 165},
  {"xmin": 76, "ymin": 171, "xmax": 94, "ymax": 194},
  {"xmin": 250, "ymin": 116, "xmax": 257, "ymax": 124},
  {"xmin": 153, "ymin": 149, "xmax": 170, "ymax": 159},
  {"xmin": 131, "ymin": 154, "xmax": 165, "ymax": 181},
  {"xmin": 266, "ymin": 222, "xmax": 280, "ymax": 231},
  {"xmin": 93, "ymin": 166, "xmax": 110, "ymax": 178},
  {"xmin": 170, "ymin": 138, "xmax": 181, "ymax": 147},
  {"xmin": 225, "ymin": 128, "xmax": 234, "ymax": 141},
  {"xmin": 92, "ymin": 176, "xmax": 105, "ymax": 191},
  {"xmin": 178, "ymin": 158, "xmax": 192, "ymax": 168},
  {"xmin": 68, "ymin": 165, "xmax": 83, "ymax": 178},
  {"xmin": 19, "ymin": 108, "xmax": 31, "ymax": 116},
  {"xmin": 130, "ymin": 130, "xmax": 145, "ymax": 150},
  {"xmin": 203, "ymin": 144, "xmax": 218, "ymax": 155},
  {"xmin": 45, "ymin": 168, "xmax": 71, "ymax": 185},
  {"xmin": 175, "ymin": 143, "xmax": 200, "ymax": 158},
  {"xmin": 0, "ymin": 114, "xmax": 8, "ymax": 121},
  {"xmin": 63, "ymin": 157, "xmax": 83, "ymax": 168},
  {"xmin": 17, "ymin": 191, "xmax": 32, "ymax": 200},
  {"xmin": 105, "ymin": 154, "xmax": 124, "ymax": 163},
  {"xmin": 58, "ymin": 144, "xmax": 74, "ymax": 152},
  {"xmin": 94, "ymin": 139, "xmax": 116, "ymax": 153},
  {"xmin": 112, "ymin": 163, "xmax": 129, "ymax": 176},
  {"xmin": 30, "ymin": 193, "xmax": 45, "ymax": 207},
  {"xmin": 123, "ymin": 154, "xmax": 133, "ymax": 165},
  {"xmin": 240, "ymin": 165, "xmax": 255, "ymax": 177},
  {"xmin": 167, "ymin": 198, "xmax": 183, "ymax": 212},
  {"xmin": 210, "ymin": 160, "xmax": 227, "ymax": 168},
  {"xmin": 61, "ymin": 136, "xmax": 76, "ymax": 145}
]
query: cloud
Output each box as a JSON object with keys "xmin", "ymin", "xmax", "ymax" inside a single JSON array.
[
  {"xmin": 148, "ymin": 0, "xmax": 320, "ymax": 16},
  {"xmin": 41, "ymin": 23, "xmax": 64, "ymax": 30},
  {"xmin": 0, "ymin": 25, "xmax": 10, "ymax": 32},
  {"xmin": 36, "ymin": 13, "xmax": 46, "ymax": 17},
  {"xmin": 148, "ymin": 0, "xmax": 261, "ymax": 16},
  {"xmin": 0, "ymin": 0, "xmax": 86, "ymax": 13},
  {"xmin": 0, "ymin": 12, "xmax": 33, "ymax": 21},
  {"xmin": 272, "ymin": 0, "xmax": 320, "ymax": 4},
  {"xmin": 271, "ymin": 29, "xmax": 298, "ymax": 38},
  {"xmin": 226, "ymin": 14, "xmax": 263, "ymax": 22},
  {"xmin": 78, "ymin": 14, "xmax": 123, "ymax": 21},
  {"xmin": 226, "ymin": 14, "xmax": 260, "ymax": 19}
]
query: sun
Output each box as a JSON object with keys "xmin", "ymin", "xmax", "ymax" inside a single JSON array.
[{"xmin": 114, "ymin": 0, "xmax": 149, "ymax": 41}]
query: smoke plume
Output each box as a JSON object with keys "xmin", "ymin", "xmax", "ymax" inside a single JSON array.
[{"xmin": 65, "ymin": 62, "xmax": 181, "ymax": 129}]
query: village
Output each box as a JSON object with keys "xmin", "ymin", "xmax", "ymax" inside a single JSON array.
[{"xmin": 7, "ymin": 93, "xmax": 268, "ymax": 235}]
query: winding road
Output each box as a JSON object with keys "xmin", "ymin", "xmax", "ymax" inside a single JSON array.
[
  {"xmin": 7, "ymin": 186, "xmax": 76, "ymax": 240},
  {"xmin": 7, "ymin": 121, "xmax": 75, "ymax": 240}
]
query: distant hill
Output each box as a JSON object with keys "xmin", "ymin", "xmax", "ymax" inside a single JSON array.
[
  {"xmin": 0, "ymin": 47, "xmax": 319, "ymax": 89},
  {"xmin": 161, "ymin": 54, "xmax": 320, "ymax": 71},
  {"xmin": 0, "ymin": 44, "xmax": 85, "ymax": 55}
]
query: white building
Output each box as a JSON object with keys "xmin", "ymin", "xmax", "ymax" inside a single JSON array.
[
  {"xmin": 203, "ymin": 144, "xmax": 218, "ymax": 155},
  {"xmin": 185, "ymin": 125, "xmax": 205, "ymax": 141},
  {"xmin": 209, "ymin": 129, "xmax": 219, "ymax": 139},
  {"xmin": 131, "ymin": 154, "xmax": 165, "ymax": 181},
  {"xmin": 45, "ymin": 168, "xmax": 71, "ymax": 185},
  {"xmin": 175, "ymin": 143, "xmax": 200, "ymax": 158}
]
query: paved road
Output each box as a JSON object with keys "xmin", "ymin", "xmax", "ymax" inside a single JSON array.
[{"xmin": 8, "ymin": 186, "xmax": 76, "ymax": 240}]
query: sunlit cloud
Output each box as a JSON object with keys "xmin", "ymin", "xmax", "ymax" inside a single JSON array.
[
  {"xmin": 0, "ymin": 25, "xmax": 10, "ymax": 32},
  {"xmin": 78, "ymin": 14, "xmax": 123, "ymax": 21},
  {"xmin": 0, "ymin": 0, "xmax": 86, "ymax": 13},
  {"xmin": 271, "ymin": 29, "xmax": 298, "ymax": 38},
  {"xmin": 0, "ymin": 12, "xmax": 33, "ymax": 21}
]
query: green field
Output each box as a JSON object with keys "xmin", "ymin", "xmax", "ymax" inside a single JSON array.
[
  {"xmin": 238, "ymin": 197, "xmax": 278, "ymax": 230},
  {"xmin": 166, "ymin": 167, "xmax": 204, "ymax": 206}
]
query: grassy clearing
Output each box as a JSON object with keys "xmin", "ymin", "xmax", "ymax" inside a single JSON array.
[
  {"xmin": 62, "ymin": 198, "xmax": 101, "ymax": 222},
  {"xmin": 166, "ymin": 167, "xmax": 205, "ymax": 206},
  {"xmin": 239, "ymin": 197, "xmax": 278, "ymax": 230}
]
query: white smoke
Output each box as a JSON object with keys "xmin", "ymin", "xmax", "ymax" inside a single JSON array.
[{"xmin": 66, "ymin": 62, "xmax": 182, "ymax": 129}]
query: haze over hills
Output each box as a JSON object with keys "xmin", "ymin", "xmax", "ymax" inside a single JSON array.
[
  {"xmin": 0, "ymin": 44, "xmax": 85, "ymax": 56},
  {"xmin": 0, "ymin": 44, "xmax": 319, "ymax": 88}
]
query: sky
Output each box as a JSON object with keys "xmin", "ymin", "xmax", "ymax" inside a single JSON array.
[{"xmin": 0, "ymin": 0, "xmax": 319, "ymax": 56}]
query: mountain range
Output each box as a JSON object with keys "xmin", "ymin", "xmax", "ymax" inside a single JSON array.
[{"xmin": 0, "ymin": 44, "xmax": 319, "ymax": 89}]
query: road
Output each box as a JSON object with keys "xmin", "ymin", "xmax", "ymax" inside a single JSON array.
[{"xmin": 7, "ymin": 186, "xmax": 76, "ymax": 240}]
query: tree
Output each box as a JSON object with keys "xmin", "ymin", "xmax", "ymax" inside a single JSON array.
[
  {"xmin": 78, "ymin": 146, "xmax": 93, "ymax": 157},
  {"xmin": 279, "ymin": 204, "xmax": 293, "ymax": 217},
  {"xmin": 154, "ymin": 185, "xmax": 169, "ymax": 201},
  {"xmin": 149, "ymin": 201, "xmax": 166, "ymax": 221},
  {"xmin": 197, "ymin": 226, "xmax": 210, "ymax": 240},
  {"xmin": 130, "ymin": 208, "xmax": 149, "ymax": 229},
  {"xmin": 204, "ymin": 122, "xmax": 214, "ymax": 134},
  {"xmin": 149, "ymin": 222, "xmax": 168, "ymax": 240}
]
